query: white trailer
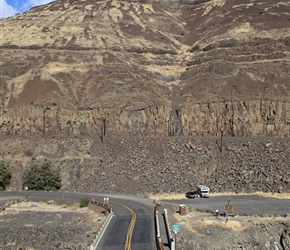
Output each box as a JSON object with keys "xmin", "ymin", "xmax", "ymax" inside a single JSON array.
[{"xmin": 196, "ymin": 185, "xmax": 210, "ymax": 198}]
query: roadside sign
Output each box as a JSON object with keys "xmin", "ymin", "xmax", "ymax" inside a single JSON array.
[
  {"xmin": 172, "ymin": 224, "xmax": 180, "ymax": 234},
  {"xmin": 172, "ymin": 224, "xmax": 180, "ymax": 230}
]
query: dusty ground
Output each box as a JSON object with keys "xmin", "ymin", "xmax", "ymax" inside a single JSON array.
[
  {"xmin": 165, "ymin": 204, "xmax": 290, "ymax": 250},
  {"xmin": 0, "ymin": 197, "xmax": 289, "ymax": 250},
  {"xmin": 0, "ymin": 201, "xmax": 106, "ymax": 250},
  {"xmin": 153, "ymin": 192, "xmax": 290, "ymax": 249}
]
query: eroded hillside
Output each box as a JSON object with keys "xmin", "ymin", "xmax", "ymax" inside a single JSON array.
[{"xmin": 1, "ymin": 0, "xmax": 290, "ymax": 137}]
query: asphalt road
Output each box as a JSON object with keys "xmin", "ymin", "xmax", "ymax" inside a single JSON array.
[
  {"xmin": 162, "ymin": 195, "xmax": 290, "ymax": 216},
  {"xmin": 95, "ymin": 198, "xmax": 156, "ymax": 250},
  {"xmin": 0, "ymin": 191, "xmax": 157, "ymax": 250},
  {"xmin": 1, "ymin": 191, "xmax": 290, "ymax": 250}
]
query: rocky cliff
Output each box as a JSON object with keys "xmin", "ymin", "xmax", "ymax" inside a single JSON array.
[
  {"xmin": 1, "ymin": 99, "xmax": 289, "ymax": 137},
  {"xmin": 0, "ymin": 0, "xmax": 290, "ymax": 194},
  {"xmin": 2, "ymin": 136, "xmax": 289, "ymax": 194},
  {"xmin": 1, "ymin": 0, "xmax": 290, "ymax": 137}
]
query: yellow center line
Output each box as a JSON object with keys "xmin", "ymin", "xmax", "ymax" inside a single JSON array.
[
  {"xmin": 109, "ymin": 201, "xmax": 137, "ymax": 250},
  {"xmin": 125, "ymin": 205, "xmax": 136, "ymax": 250}
]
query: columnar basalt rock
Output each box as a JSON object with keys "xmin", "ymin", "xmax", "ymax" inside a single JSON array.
[
  {"xmin": 1, "ymin": 100, "xmax": 289, "ymax": 137},
  {"xmin": 0, "ymin": 0, "xmax": 290, "ymax": 195}
]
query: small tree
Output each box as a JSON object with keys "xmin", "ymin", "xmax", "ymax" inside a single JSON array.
[
  {"xmin": 23, "ymin": 162, "xmax": 61, "ymax": 191},
  {"xmin": 0, "ymin": 161, "xmax": 12, "ymax": 191}
]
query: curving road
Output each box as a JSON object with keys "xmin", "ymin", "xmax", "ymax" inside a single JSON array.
[
  {"xmin": 0, "ymin": 191, "xmax": 157, "ymax": 250},
  {"xmin": 1, "ymin": 192, "xmax": 289, "ymax": 249},
  {"xmin": 95, "ymin": 198, "xmax": 156, "ymax": 250}
]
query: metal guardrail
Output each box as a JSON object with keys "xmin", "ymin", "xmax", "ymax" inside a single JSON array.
[
  {"xmin": 90, "ymin": 201, "xmax": 112, "ymax": 214},
  {"xmin": 164, "ymin": 209, "xmax": 175, "ymax": 250},
  {"xmin": 89, "ymin": 201, "xmax": 114, "ymax": 250},
  {"xmin": 155, "ymin": 205, "xmax": 164, "ymax": 250}
]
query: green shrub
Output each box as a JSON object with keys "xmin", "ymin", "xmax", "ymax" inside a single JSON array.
[
  {"xmin": 0, "ymin": 161, "xmax": 12, "ymax": 191},
  {"xmin": 23, "ymin": 162, "xmax": 61, "ymax": 191},
  {"xmin": 80, "ymin": 199, "xmax": 89, "ymax": 207}
]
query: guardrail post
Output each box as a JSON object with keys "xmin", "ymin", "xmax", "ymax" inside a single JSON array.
[
  {"xmin": 155, "ymin": 204, "xmax": 164, "ymax": 250},
  {"xmin": 171, "ymin": 238, "xmax": 175, "ymax": 250}
]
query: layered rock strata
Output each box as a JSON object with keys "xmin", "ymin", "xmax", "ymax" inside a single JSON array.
[
  {"xmin": 1, "ymin": 100, "xmax": 289, "ymax": 137},
  {"xmin": 1, "ymin": 0, "xmax": 290, "ymax": 138}
]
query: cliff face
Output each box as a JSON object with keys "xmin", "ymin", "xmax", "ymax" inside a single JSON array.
[
  {"xmin": 1, "ymin": 99, "xmax": 289, "ymax": 137},
  {"xmin": 0, "ymin": 0, "xmax": 290, "ymax": 194},
  {"xmin": 1, "ymin": 0, "xmax": 290, "ymax": 138}
]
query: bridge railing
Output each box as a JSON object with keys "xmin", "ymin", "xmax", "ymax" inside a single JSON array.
[
  {"xmin": 155, "ymin": 205, "xmax": 164, "ymax": 250},
  {"xmin": 164, "ymin": 208, "xmax": 175, "ymax": 250},
  {"xmin": 89, "ymin": 200, "xmax": 114, "ymax": 250}
]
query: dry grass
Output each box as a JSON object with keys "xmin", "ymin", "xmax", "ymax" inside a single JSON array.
[
  {"xmin": 172, "ymin": 208, "xmax": 288, "ymax": 238},
  {"xmin": 172, "ymin": 210, "xmax": 249, "ymax": 237},
  {"xmin": 210, "ymin": 191, "xmax": 290, "ymax": 199},
  {"xmin": 148, "ymin": 192, "xmax": 290, "ymax": 200},
  {"xmin": 6, "ymin": 201, "xmax": 82, "ymax": 212},
  {"xmin": 4, "ymin": 201, "xmax": 105, "ymax": 232},
  {"xmin": 148, "ymin": 192, "xmax": 186, "ymax": 200}
]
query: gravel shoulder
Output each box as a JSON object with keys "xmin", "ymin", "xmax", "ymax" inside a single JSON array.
[{"xmin": 0, "ymin": 201, "xmax": 106, "ymax": 250}]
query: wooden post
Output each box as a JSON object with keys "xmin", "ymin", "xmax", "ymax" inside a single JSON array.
[
  {"xmin": 220, "ymin": 129, "xmax": 223, "ymax": 152},
  {"xmin": 43, "ymin": 108, "xmax": 46, "ymax": 136},
  {"xmin": 103, "ymin": 118, "xmax": 106, "ymax": 137}
]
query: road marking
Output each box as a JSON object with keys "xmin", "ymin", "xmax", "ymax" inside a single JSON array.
[
  {"xmin": 124, "ymin": 205, "xmax": 136, "ymax": 250},
  {"xmin": 110, "ymin": 201, "xmax": 136, "ymax": 250},
  {"xmin": 251, "ymin": 208, "xmax": 260, "ymax": 210}
]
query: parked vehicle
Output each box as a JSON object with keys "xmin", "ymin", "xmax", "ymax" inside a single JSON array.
[
  {"xmin": 186, "ymin": 185, "xmax": 210, "ymax": 198},
  {"xmin": 186, "ymin": 191, "xmax": 197, "ymax": 198},
  {"xmin": 196, "ymin": 185, "xmax": 210, "ymax": 198}
]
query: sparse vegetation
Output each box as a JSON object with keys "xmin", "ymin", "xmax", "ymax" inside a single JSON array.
[
  {"xmin": 80, "ymin": 199, "xmax": 89, "ymax": 207},
  {"xmin": 23, "ymin": 162, "xmax": 61, "ymax": 191},
  {"xmin": 0, "ymin": 161, "xmax": 12, "ymax": 191}
]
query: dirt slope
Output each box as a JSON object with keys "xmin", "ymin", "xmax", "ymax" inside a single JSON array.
[{"xmin": 1, "ymin": 0, "xmax": 289, "ymax": 109}]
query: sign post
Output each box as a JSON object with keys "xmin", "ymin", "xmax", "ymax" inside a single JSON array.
[
  {"xmin": 104, "ymin": 197, "xmax": 109, "ymax": 205},
  {"xmin": 172, "ymin": 224, "xmax": 180, "ymax": 250},
  {"xmin": 25, "ymin": 186, "xmax": 28, "ymax": 199}
]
